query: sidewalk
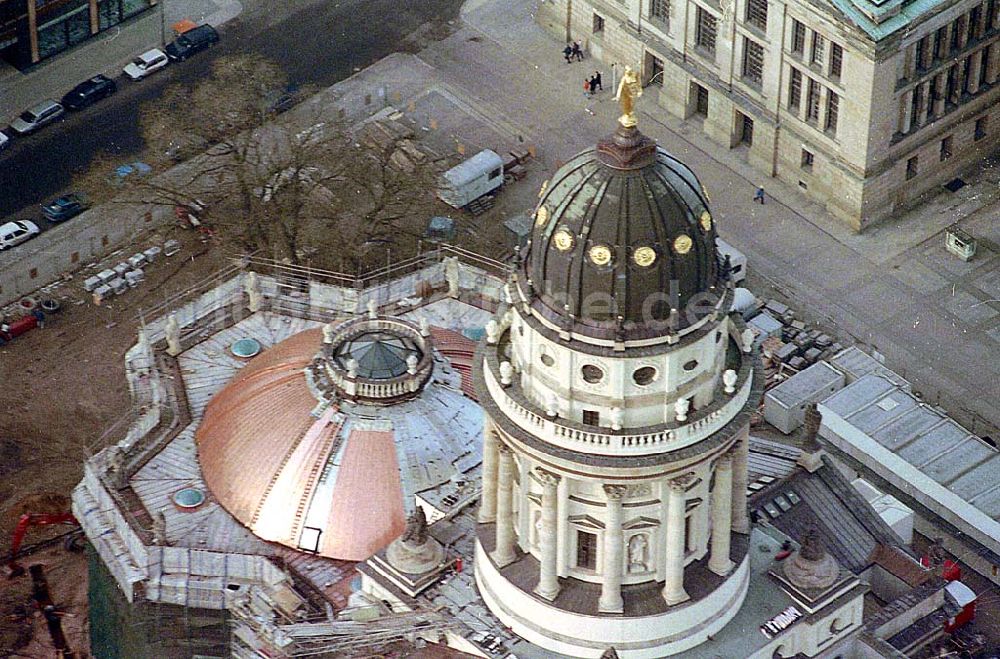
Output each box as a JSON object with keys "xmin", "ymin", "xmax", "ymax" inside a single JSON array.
[{"xmin": 417, "ymin": 0, "xmax": 1000, "ymax": 436}]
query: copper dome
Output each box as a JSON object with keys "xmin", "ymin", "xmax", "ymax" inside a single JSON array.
[{"xmin": 524, "ymin": 125, "xmax": 720, "ymax": 340}]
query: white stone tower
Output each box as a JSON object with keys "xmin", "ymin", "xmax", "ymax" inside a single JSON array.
[{"xmin": 473, "ymin": 117, "xmax": 762, "ymax": 657}]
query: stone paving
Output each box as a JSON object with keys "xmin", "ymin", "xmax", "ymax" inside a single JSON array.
[{"xmin": 400, "ymin": 0, "xmax": 1000, "ymax": 436}]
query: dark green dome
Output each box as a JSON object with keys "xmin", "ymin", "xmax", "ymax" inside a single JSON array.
[{"xmin": 522, "ymin": 125, "xmax": 720, "ymax": 341}]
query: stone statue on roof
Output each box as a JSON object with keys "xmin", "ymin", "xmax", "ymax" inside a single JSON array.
[
  {"xmin": 800, "ymin": 527, "xmax": 825, "ymax": 562},
  {"xmin": 401, "ymin": 506, "xmax": 428, "ymax": 545}
]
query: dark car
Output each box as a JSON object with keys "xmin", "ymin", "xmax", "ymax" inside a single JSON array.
[
  {"xmin": 42, "ymin": 192, "xmax": 88, "ymax": 223},
  {"xmin": 61, "ymin": 75, "xmax": 117, "ymax": 110},
  {"xmin": 165, "ymin": 25, "xmax": 219, "ymax": 62}
]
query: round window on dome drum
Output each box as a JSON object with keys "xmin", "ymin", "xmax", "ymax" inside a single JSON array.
[
  {"xmin": 581, "ymin": 364, "xmax": 604, "ymax": 384},
  {"xmin": 633, "ymin": 366, "xmax": 657, "ymax": 385},
  {"xmin": 683, "ymin": 359, "xmax": 698, "ymax": 371}
]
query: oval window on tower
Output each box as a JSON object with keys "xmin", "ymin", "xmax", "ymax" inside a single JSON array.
[
  {"xmin": 683, "ymin": 359, "xmax": 699, "ymax": 371},
  {"xmin": 540, "ymin": 353, "xmax": 554, "ymax": 367},
  {"xmin": 633, "ymin": 366, "xmax": 657, "ymax": 386},
  {"xmin": 581, "ymin": 364, "xmax": 604, "ymax": 384}
]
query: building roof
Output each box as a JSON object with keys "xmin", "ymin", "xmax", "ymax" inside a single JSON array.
[
  {"xmin": 195, "ymin": 322, "xmax": 482, "ymax": 562},
  {"xmin": 750, "ymin": 458, "xmax": 908, "ymax": 575},
  {"xmin": 766, "ymin": 361, "xmax": 844, "ymax": 409},
  {"xmin": 820, "ymin": 374, "xmax": 1000, "ymax": 556},
  {"xmin": 524, "ymin": 123, "xmax": 721, "ymax": 341}
]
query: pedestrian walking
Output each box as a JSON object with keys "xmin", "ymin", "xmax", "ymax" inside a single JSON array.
[
  {"xmin": 571, "ymin": 41, "xmax": 584, "ymax": 61},
  {"xmin": 588, "ymin": 75, "xmax": 598, "ymax": 95},
  {"xmin": 593, "ymin": 71, "xmax": 603, "ymax": 91},
  {"xmin": 753, "ymin": 186, "xmax": 766, "ymax": 204},
  {"xmin": 563, "ymin": 44, "xmax": 572, "ymax": 64},
  {"xmin": 583, "ymin": 78, "xmax": 592, "ymax": 97}
]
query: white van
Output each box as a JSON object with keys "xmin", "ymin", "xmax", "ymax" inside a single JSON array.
[
  {"xmin": 716, "ymin": 238, "xmax": 747, "ymax": 283},
  {"xmin": 437, "ymin": 149, "xmax": 504, "ymax": 208}
]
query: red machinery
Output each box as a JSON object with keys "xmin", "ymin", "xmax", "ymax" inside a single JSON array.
[{"xmin": 5, "ymin": 512, "xmax": 79, "ymax": 578}]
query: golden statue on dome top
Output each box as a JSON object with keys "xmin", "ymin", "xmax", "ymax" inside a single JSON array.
[{"xmin": 614, "ymin": 65, "xmax": 643, "ymax": 128}]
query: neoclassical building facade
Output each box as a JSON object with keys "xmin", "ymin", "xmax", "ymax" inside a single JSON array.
[
  {"xmin": 539, "ymin": 0, "xmax": 1000, "ymax": 230},
  {"xmin": 472, "ymin": 110, "xmax": 764, "ymax": 656}
]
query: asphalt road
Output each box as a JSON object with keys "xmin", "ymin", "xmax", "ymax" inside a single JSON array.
[{"xmin": 0, "ymin": 0, "xmax": 463, "ymax": 226}]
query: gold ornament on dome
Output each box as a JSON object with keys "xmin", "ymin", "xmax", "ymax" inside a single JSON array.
[
  {"xmin": 699, "ymin": 211, "xmax": 713, "ymax": 232},
  {"xmin": 589, "ymin": 244, "xmax": 613, "ymax": 266},
  {"xmin": 633, "ymin": 246, "xmax": 657, "ymax": 267},
  {"xmin": 702, "ymin": 185, "xmax": 712, "ymax": 202},
  {"xmin": 673, "ymin": 234, "xmax": 693, "ymax": 254},
  {"xmin": 553, "ymin": 229, "xmax": 575, "ymax": 251},
  {"xmin": 535, "ymin": 205, "xmax": 549, "ymax": 227},
  {"xmin": 538, "ymin": 180, "xmax": 549, "ymax": 199}
]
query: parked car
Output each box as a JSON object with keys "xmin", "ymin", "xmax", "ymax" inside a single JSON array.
[
  {"xmin": 42, "ymin": 192, "xmax": 88, "ymax": 222},
  {"xmin": 123, "ymin": 49, "xmax": 169, "ymax": 80},
  {"xmin": 9, "ymin": 100, "xmax": 64, "ymax": 134},
  {"xmin": 0, "ymin": 220, "xmax": 40, "ymax": 250},
  {"xmin": 165, "ymin": 25, "xmax": 219, "ymax": 61},
  {"xmin": 61, "ymin": 74, "xmax": 117, "ymax": 110}
]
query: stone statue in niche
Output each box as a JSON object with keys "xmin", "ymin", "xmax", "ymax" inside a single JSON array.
[
  {"xmin": 443, "ymin": 256, "xmax": 460, "ymax": 298},
  {"xmin": 628, "ymin": 533, "xmax": 649, "ymax": 573}
]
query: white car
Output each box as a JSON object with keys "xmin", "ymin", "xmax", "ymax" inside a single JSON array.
[
  {"xmin": 123, "ymin": 49, "xmax": 169, "ymax": 80},
  {"xmin": 0, "ymin": 220, "xmax": 40, "ymax": 250},
  {"xmin": 9, "ymin": 100, "xmax": 65, "ymax": 134}
]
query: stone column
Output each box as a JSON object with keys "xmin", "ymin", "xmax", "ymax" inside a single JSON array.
[
  {"xmin": 968, "ymin": 49, "xmax": 983, "ymax": 93},
  {"xmin": 479, "ymin": 421, "xmax": 499, "ymax": 523},
  {"xmin": 731, "ymin": 433, "xmax": 750, "ymax": 534},
  {"xmin": 976, "ymin": 1, "xmax": 988, "ymax": 37},
  {"xmin": 917, "ymin": 81, "xmax": 931, "ymax": 126},
  {"xmin": 599, "ymin": 484, "xmax": 628, "ymax": 613},
  {"xmin": 534, "ymin": 469, "xmax": 562, "ymax": 600},
  {"xmin": 933, "ymin": 73, "xmax": 947, "ymax": 116},
  {"xmin": 957, "ymin": 15, "xmax": 969, "ymax": 49},
  {"xmin": 709, "ymin": 455, "xmax": 735, "ymax": 576},
  {"xmin": 662, "ymin": 476, "xmax": 691, "ymax": 606},
  {"xmin": 491, "ymin": 443, "xmax": 517, "ymax": 567},
  {"xmin": 900, "ymin": 89, "xmax": 914, "ymax": 134},
  {"xmin": 986, "ymin": 44, "xmax": 1000, "ymax": 85}
]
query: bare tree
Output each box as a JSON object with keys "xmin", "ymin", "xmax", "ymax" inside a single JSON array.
[{"xmin": 73, "ymin": 54, "xmax": 445, "ymax": 269}]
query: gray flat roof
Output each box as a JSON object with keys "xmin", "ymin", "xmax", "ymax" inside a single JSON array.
[
  {"xmin": 766, "ymin": 361, "xmax": 844, "ymax": 408},
  {"xmin": 820, "ymin": 373, "xmax": 1000, "ymax": 547}
]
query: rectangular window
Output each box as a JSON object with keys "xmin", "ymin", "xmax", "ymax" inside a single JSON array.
[
  {"xmin": 940, "ymin": 135, "xmax": 953, "ymax": 160},
  {"xmin": 743, "ymin": 37, "xmax": 764, "ymax": 85},
  {"xmin": 806, "ymin": 78, "xmax": 820, "ymax": 121},
  {"xmin": 830, "ymin": 42, "xmax": 843, "ymax": 79},
  {"xmin": 951, "ymin": 18, "xmax": 961, "ymax": 50},
  {"xmin": 695, "ymin": 83, "xmax": 709, "ymax": 116},
  {"xmin": 970, "ymin": 6, "xmax": 983, "ymax": 39},
  {"xmin": 811, "ymin": 32, "xmax": 825, "ymax": 65},
  {"xmin": 792, "ymin": 19, "xmax": 806, "ymax": 54},
  {"xmin": 789, "ymin": 67, "xmax": 802, "ymax": 110},
  {"xmin": 577, "ymin": 530, "xmax": 597, "ymax": 570},
  {"xmin": 745, "ymin": 0, "xmax": 768, "ymax": 30},
  {"xmin": 583, "ymin": 410, "xmax": 600, "ymax": 426},
  {"xmin": 916, "ymin": 36, "xmax": 930, "ymax": 70},
  {"xmin": 911, "ymin": 85, "xmax": 924, "ymax": 124},
  {"xmin": 649, "ymin": 0, "xmax": 670, "ymax": 24},
  {"xmin": 696, "ymin": 8, "xmax": 718, "ymax": 54},
  {"xmin": 906, "ymin": 156, "xmax": 919, "ymax": 179},
  {"xmin": 934, "ymin": 27, "xmax": 945, "ymax": 60},
  {"xmin": 593, "ymin": 13, "xmax": 605, "ymax": 33},
  {"xmin": 825, "ymin": 91, "xmax": 839, "ymax": 134},
  {"xmin": 975, "ymin": 115, "xmax": 988, "ymax": 140},
  {"xmin": 801, "ymin": 148, "xmax": 814, "ymax": 170},
  {"xmin": 739, "ymin": 113, "xmax": 754, "ymax": 145}
]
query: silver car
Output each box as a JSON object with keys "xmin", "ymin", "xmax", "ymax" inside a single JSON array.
[
  {"xmin": 10, "ymin": 100, "xmax": 64, "ymax": 134},
  {"xmin": 0, "ymin": 220, "xmax": 40, "ymax": 250}
]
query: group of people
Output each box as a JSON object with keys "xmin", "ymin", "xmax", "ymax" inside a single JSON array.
[{"xmin": 562, "ymin": 42, "xmax": 603, "ymax": 97}]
